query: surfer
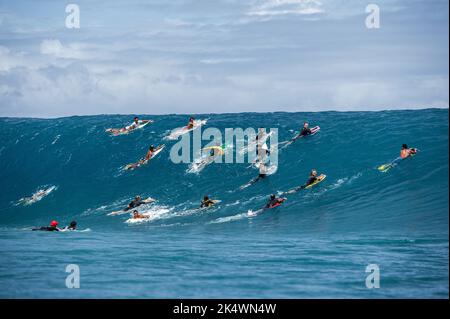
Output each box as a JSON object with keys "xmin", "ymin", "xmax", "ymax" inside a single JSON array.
[
  {"xmin": 200, "ymin": 196, "xmax": 216, "ymax": 208},
  {"xmin": 265, "ymin": 195, "xmax": 285, "ymax": 209},
  {"xmin": 400, "ymin": 144, "xmax": 417, "ymax": 159},
  {"xmin": 187, "ymin": 117, "xmax": 195, "ymax": 130},
  {"xmin": 301, "ymin": 170, "xmax": 318, "ymax": 189},
  {"xmin": 241, "ymin": 163, "xmax": 268, "ymax": 189},
  {"xmin": 62, "ymin": 221, "xmax": 77, "ymax": 231},
  {"xmin": 32, "ymin": 220, "xmax": 60, "ymax": 232},
  {"xmin": 126, "ymin": 117, "xmax": 151, "ymax": 131},
  {"xmin": 125, "ymin": 196, "xmax": 147, "ymax": 211},
  {"xmin": 293, "ymin": 122, "xmax": 312, "ymax": 140},
  {"xmin": 132, "ymin": 210, "xmax": 149, "ymax": 219},
  {"xmin": 144, "ymin": 145, "xmax": 156, "ymax": 161},
  {"xmin": 107, "ymin": 117, "xmax": 151, "ymax": 134}
]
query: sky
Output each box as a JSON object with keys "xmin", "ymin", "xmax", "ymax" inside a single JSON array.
[{"xmin": 0, "ymin": 0, "xmax": 448, "ymax": 117}]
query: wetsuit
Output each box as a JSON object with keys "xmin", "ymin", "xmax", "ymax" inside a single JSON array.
[
  {"xmin": 300, "ymin": 127, "xmax": 312, "ymax": 136},
  {"xmin": 32, "ymin": 226, "xmax": 59, "ymax": 231},
  {"xmin": 266, "ymin": 198, "xmax": 283, "ymax": 208},
  {"xmin": 201, "ymin": 199, "xmax": 215, "ymax": 208},
  {"xmin": 301, "ymin": 176, "xmax": 317, "ymax": 189},
  {"xmin": 125, "ymin": 199, "xmax": 144, "ymax": 211}
]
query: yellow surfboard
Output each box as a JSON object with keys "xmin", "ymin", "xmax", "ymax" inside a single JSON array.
[{"xmin": 304, "ymin": 174, "xmax": 327, "ymax": 189}]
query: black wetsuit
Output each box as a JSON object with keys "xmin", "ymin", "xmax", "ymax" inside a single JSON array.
[
  {"xmin": 301, "ymin": 176, "xmax": 317, "ymax": 189},
  {"xmin": 266, "ymin": 198, "xmax": 282, "ymax": 208},
  {"xmin": 32, "ymin": 226, "xmax": 59, "ymax": 232},
  {"xmin": 125, "ymin": 199, "xmax": 144, "ymax": 211},
  {"xmin": 300, "ymin": 127, "xmax": 312, "ymax": 136},
  {"xmin": 200, "ymin": 200, "xmax": 215, "ymax": 208}
]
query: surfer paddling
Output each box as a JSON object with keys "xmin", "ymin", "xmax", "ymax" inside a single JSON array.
[
  {"xmin": 132, "ymin": 210, "xmax": 149, "ymax": 219},
  {"xmin": 400, "ymin": 144, "xmax": 417, "ymax": 159},
  {"xmin": 187, "ymin": 117, "xmax": 195, "ymax": 130},
  {"xmin": 200, "ymin": 195, "xmax": 217, "ymax": 208},
  {"xmin": 106, "ymin": 117, "xmax": 152, "ymax": 135},
  {"xmin": 301, "ymin": 169, "xmax": 319, "ymax": 189},
  {"xmin": 124, "ymin": 145, "xmax": 164, "ymax": 170},
  {"xmin": 265, "ymin": 195, "xmax": 286, "ymax": 209}
]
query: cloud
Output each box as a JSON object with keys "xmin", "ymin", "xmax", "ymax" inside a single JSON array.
[
  {"xmin": 40, "ymin": 39, "xmax": 90, "ymax": 60},
  {"xmin": 248, "ymin": 0, "xmax": 323, "ymax": 17}
]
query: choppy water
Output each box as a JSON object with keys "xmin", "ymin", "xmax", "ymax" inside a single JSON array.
[{"xmin": 0, "ymin": 109, "xmax": 448, "ymax": 298}]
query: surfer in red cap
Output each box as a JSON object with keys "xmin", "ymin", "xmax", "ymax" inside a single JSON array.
[{"xmin": 32, "ymin": 220, "xmax": 61, "ymax": 231}]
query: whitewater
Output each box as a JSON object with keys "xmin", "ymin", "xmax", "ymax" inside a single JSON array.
[{"xmin": 0, "ymin": 109, "xmax": 448, "ymax": 298}]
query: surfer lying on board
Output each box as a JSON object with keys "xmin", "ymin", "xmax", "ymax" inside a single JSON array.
[
  {"xmin": 187, "ymin": 117, "xmax": 195, "ymax": 130},
  {"xmin": 125, "ymin": 196, "xmax": 149, "ymax": 211},
  {"xmin": 241, "ymin": 163, "xmax": 268, "ymax": 189},
  {"xmin": 400, "ymin": 144, "xmax": 417, "ymax": 159},
  {"xmin": 300, "ymin": 170, "xmax": 318, "ymax": 189},
  {"xmin": 293, "ymin": 122, "xmax": 312, "ymax": 140},
  {"xmin": 132, "ymin": 210, "xmax": 149, "ymax": 219},
  {"xmin": 265, "ymin": 195, "xmax": 285, "ymax": 209},
  {"xmin": 144, "ymin": 145, "xmax": 157, "ymax": 160},
  {"xmin": 200, "ymin": 195, "xmax": 216, "ymax": 208},
  {"xmin": 62, "ymin": 220, "xmax": 77, "ymax": 231},
  {"xmin": 107, "ymin": 117, "xmax": 151, "ymax": 134},
  {"xmin": 32, "ymin": 220, "xmax": 60, "ymax": 231}
]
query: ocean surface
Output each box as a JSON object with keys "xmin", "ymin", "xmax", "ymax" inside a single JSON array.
[{"xmin": 0, "ymin": 109, "xmax": 448, "ymax": 298}]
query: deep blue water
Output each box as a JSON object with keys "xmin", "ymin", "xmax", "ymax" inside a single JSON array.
[{"xmin": 0, "ymin": 109, "xmax": 448, "ymax": 298}]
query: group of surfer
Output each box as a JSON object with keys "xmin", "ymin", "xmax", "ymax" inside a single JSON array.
[{"xmin": 31, "ymin": 116, "xmax": 418, "ymax": 226}]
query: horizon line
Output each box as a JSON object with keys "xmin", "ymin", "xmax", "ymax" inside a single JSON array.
[{"xmin": 0, "ymin": 106, "xmax": 448, "ymax": 120}]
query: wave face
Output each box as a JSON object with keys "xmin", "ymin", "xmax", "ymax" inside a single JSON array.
[{"xmin": 0, "ymin": 109, "xmax": 448, "ymax": 298}]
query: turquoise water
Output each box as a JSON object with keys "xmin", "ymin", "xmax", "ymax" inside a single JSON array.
[{"xmin": 0, "ymin": 109, "xmax": 448, "ymax": 298}]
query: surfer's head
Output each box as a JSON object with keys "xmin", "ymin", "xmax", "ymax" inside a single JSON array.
[
  {"xmin": 270, "ymin": 194, "xmax": 276, "ymax": 200},
  {"xmin": 69, "ymin": 221, "xmax": 77, "ymax": 229},
  {"xmin": 304, "ymin": 122, "xmax": 309, "ymax": 128},
  {"xmin": 149, "ymin": 145, "xmax": 154, "ymax": 150},
  {"xmin": 402, "ymin": 144, "xmax": 408, "ymax": 149},
  {"xmin": 203, "ymin": 195, "xmax": 209, "ymax": 201},
  {"xmin": 50, "ymin": 220, "xmax": 58, "ymax": 227},
  {"xmin": 134, "ymin": 117, "xmax": 139, "ymax": 123},
  {"xmin": 135, "ymin": 195, "xmax": 141, "ymax": 201},
  {"xmin": 133, "ymin": 210, "xmax": 139, "ymax": 218},
  {"xmin": 311, "ymin": 169, "xmax": 317, "ymax": 176}
]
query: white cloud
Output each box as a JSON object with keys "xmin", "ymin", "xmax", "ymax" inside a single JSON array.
[
  {"xmin": 248, "ymin": 0, "xmax": 323, "ymax": 16},
  {"xmin": 40, "ymin": 39, "xmax": 90, "ymax": 60}
]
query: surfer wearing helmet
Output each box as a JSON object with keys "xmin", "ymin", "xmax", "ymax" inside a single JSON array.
[
  {"xmin": 32, "ymin": 220, "xmax": 60, "ymax": 231},
  {"xmin": 400, "ymin": 144, "xmax": 417, "ymax": 159}
]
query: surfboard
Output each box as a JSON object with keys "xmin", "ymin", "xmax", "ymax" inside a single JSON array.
[
  {"xmin": 124, "ymin": 145, "xmax": 165, "ymax": 170},
  {"xmin": 266, "ymin": 197, "xmax": 287, "ymax": 209},
  {"xmin": 247, "ymin": 198, "xmax": 286, "ymax": 217},
  {"xmin": 106, "ymin": 120, "xmax": 152, "ymax": 136},
  {"xmin": 280, "ymin": 126, "xmax": 320, "ymax": 149},
  {"xmin": 107, "ymin": 197, "xmax": 156, "ymax": 216},
  {"xmin": 304, "ymin": 174, "xmax": 326, "ymax": 189},
  {"xmin": 378, "ymin": 151, "xmax": 417, "ymax": 173},
  {"xmin": 165, "ymin": 119, "xmax": 207, "ymax": 140},
  {"xmin": 18, "ymin": 185, "xmax": 57, "ymax": 206}
]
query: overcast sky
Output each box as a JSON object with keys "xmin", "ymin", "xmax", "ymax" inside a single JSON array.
[{"xmin": 0, "ymin": 0, "xmax": 448, "ymax": 117}]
